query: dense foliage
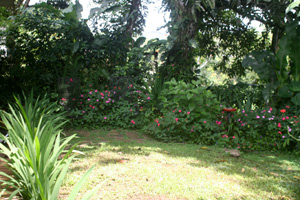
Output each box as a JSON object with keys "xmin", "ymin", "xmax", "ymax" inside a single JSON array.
[{"xmin": 0, "ymin": 0, "xmax": 300, "ymax": 155}]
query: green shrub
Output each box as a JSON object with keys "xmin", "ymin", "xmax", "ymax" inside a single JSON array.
[
  {"xmin": 144, "ymin": 79, "xmax": 222, "ymax": 144},
  {"xmin": 0, "ymin": 93, "xmax": 98, "ymax": 199}
]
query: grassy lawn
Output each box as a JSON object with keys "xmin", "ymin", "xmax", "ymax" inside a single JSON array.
[{"xmin": 59, "ymin": 129, "xmax": 300, "ymax": 200}]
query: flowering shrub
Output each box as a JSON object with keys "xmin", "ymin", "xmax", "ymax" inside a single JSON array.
[
  {"xmin": 218, "ymin": 105, "xmax": 300, "ymax": 152},
  {"xmin": 67, "ymin": 84, "xmax": 152, "ymax": 129},
  {"xmin": 62, "ymin": 80, "xmax": 300, "ymax": 153}
]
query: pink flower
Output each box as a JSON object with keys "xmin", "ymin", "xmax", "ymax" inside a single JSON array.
[
  {"xmin": 286, "ymin": 106, "xmax": 290, "ymax": 108},
  {"xmin": 80, "ymin": 102, "xmax": 82, "ymax": 104},
  {"xmin": 232, "ymin": 136, "xmax": 235, "ymax": 139},
  {"xmin": 81, "ymin": 95, "xmax": 84, "ymax": 97},
  {"xmin": 286, "ymin": 116, "xmax": 289, "ymax": 119},
  {"xmin": 70, "ymin": 78, "xmax": 73, "ymax": 82},
  {"xmin": 101, "ymin": 97, "xmax": 104, "ymax": 99},
  {"xmin": 175, "ymin": 118, "xmax": 178, "ymax": 122},
  {"xmin": 158, "ymin": 123, "xmax": 160, "ymax": 127},
  {"xmin": 61, "ymin": 98, "xmax": 67, "ymax": 101},
  {"xmin": 179, "ymin": 110, "xmax": 181, "ymax": 113},
  {"xmin": 282, "ymin": 117, "xmax": 286, "ymax": 120},
  {"xmin": 88, "ymin": 99, "xmax": 90, "ymax": 101},
  {"xmin": 245, "ymin": 114, "xmax": 248, "ymax": 116},
  {"xmin": 100, "ymin": 93, "xmax": 104, "ymax": 96},
  {"xmin": 173, "ymin": 110, "xmax": 175, "ymax": 113},
  {"xmin": 131, "ymin": 120, "xmax": 135, "ymax": 124},
  {"xmin": 97, "ymin": 99, "xmax": 99, "ymax": 102},
  {"xmin": 147, "ymin": 97, "xmax": 150, "ymax": 100},
  {"xmin": 89, "ymin": 91, "xmax": 92, "ymax": 94},
  {"xmin": 282, "ymin": 135, "xmax": 285, "ymax": 138},
  {"xmin": 222, "ymin": 135, "xmax": 228, "ymax": 138},
  {"xmin": 95, "ymin": 90, "xmax": 98, "ymax": 92},
  {"xmin": 82, "ymin": 111, "xmax": 85, "ymax": 113},
  {"xmin": 187, "ymin": 112, "xmax": 190, "ymax": 114},
  {"xmin": 89, "ymin": 85, "xmax": 92, "ymax": 87},
  {"xmin": 204, "ymin": 121, "xmax": 206, "ymax": 123},
  {"xmin": 104, "ymin": 117, "xmax": 107, "ymax": 119},
  {"xmin": 130, "ymin": 109, "xmax": 132, "ymax": 112},
  {"xmin": 278, "ymin": 131, "xmax": 282, "ymax": 134},
  {"xmin": 191, "ymin": 129, "xmax": 194, "ymax": 132},
  {"xmin": 220, "ymin": 105, "xmax": 222, "ymax": 107},
  {"xmin": 256, "ymin": 116, "xmax": 260, "ymax": 119},
  {"xmin": 92, "ymin": 106, "xmax": 95, "ymax": 109},
  {"xmin": 278, "ymin": 123, "xmax": 281, "ymax": 128},
  {"xmin": 106, "ymin": 101, "xmax": 110, "ymax": 103}
]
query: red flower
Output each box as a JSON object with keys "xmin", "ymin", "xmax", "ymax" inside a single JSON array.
[
  {"xmin": 280, "ymin": 109, "xmax": 286, "ymax": 113},
  {"xmin": 278, "ymin": 123, "xmax": 281, "ymax": 128},
  {"xmin": 286, "ymin": 105, "xmax": 290, "ymax": 108}
]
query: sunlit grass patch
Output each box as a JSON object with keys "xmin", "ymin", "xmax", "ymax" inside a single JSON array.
[{"xmin": 60, "ymin": 129, "xmax": 300, "ymax": 200}]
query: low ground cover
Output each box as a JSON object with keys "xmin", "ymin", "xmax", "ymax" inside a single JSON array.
[{"xmin": 60, "ymin": 129, "xmax": 300, "ymax": 200}]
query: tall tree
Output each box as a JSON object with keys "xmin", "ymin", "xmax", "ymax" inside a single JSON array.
[{"xmin": 161, "ymin": 0, "xmax": 298, "ymax": 79}]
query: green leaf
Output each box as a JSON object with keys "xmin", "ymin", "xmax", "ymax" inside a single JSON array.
[
  {"xmin": 278, "ymin": 86, "xmax": 293, "ymax": 98},
  {"xmin": 188, "ymin": 103, "xmax": 196, "ymax": 111},
  {"xmin": 134, "ymin": 37, "xmax": 146, "ymax": 48},
  {"xmin": 67, "ymin": 165, "xmax": 96, "ymax": 200},
  {"xmin": 289, "ymin": 81, "xmax": 300, "ymax": 92},
  {"xmin": 187, "ymin": 93, "xmax": 193, "ymax": 100},
  {"xmin": 72, "ymin": 41, "xmax": 80, "ymax": 54},
  {"xmin": 286, "ymin": 0, "xmax": 300, "ymax": 13},
  {"xmin": 291, "ymin": 93, "xmax": 300, "ymax": 105}
]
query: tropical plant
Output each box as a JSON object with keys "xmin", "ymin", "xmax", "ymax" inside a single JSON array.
[
  {"xmin": 243, "ymin": 20, "xmax": 300, "ymax": 107},
  {"xmin": 0, "ymin": 93, "xmax": 99, "ymax": 199},
  {"xmin": 144, "ymin": 79, "xmax": 222, "ymax": 144}
]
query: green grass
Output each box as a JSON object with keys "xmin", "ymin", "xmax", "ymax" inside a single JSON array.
[{"xmin": 59, "ymin": 129, "xmax": 300, "ymax": 200}]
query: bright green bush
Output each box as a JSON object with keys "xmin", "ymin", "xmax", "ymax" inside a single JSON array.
[
  {"xmin": 144, "ymin": 79, "xmax": 222, "ymax": 144},
  {"xmin": 0, "ymin": 93, "xmax": 98, "ymax": 199}
]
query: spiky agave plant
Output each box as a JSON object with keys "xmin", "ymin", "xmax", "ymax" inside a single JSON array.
[{"xmin": 0, "ymin": 93, "xmax": 99, "ymax": 200}]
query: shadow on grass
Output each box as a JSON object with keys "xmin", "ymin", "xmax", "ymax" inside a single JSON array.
[{"xmin": 65, "ymin": 129, "xmax": 300, "ymax": 199}]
